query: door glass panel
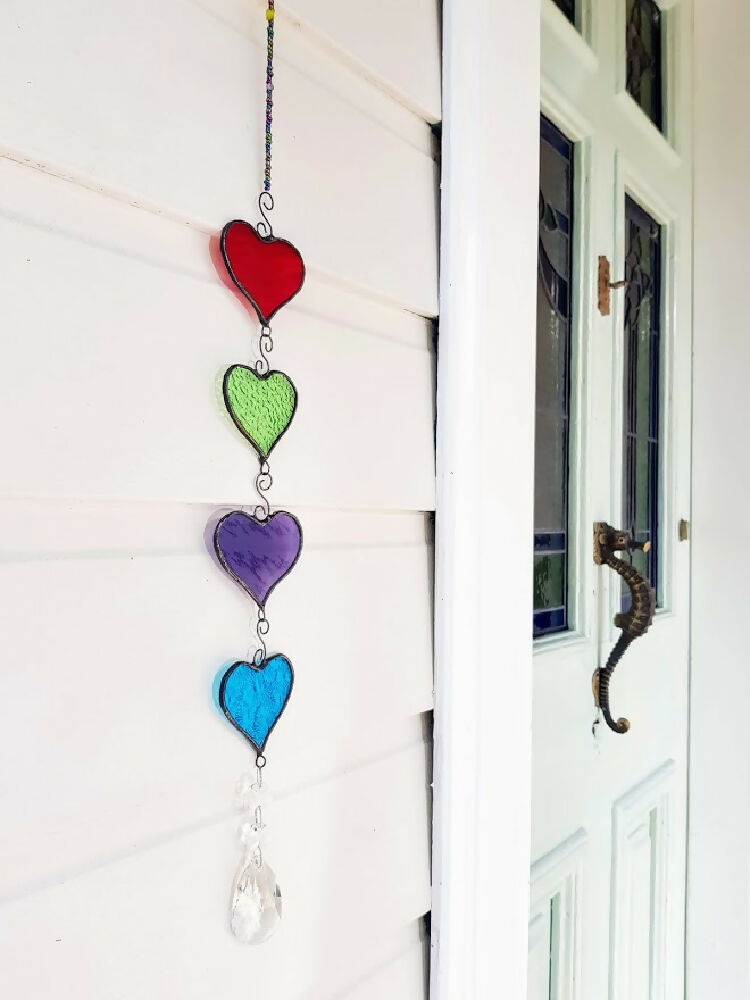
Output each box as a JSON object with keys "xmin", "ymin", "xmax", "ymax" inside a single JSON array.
[
  {"xmin": 534, "ymin": 116, "xmax": 574, "ymax": 637},
  {"xmin": 623, "ymin": 195, "xmax": 661, "ymax": 607},
  {"xmin": 626, "ymin": 0, "xmax": 663, "ymax": 130}
]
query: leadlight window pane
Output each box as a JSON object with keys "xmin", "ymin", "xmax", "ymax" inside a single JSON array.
[
  {"xmin": 553, "ymin": 0, "xmax": 576, "ymax": 25},
  {"xmin": 534, "ymin": 116, "xmax": 574, "ymax": 638},
  {"xmin": 626, "ymin": 0, "xmax": 663, "ymax": 130},
  {"xmin": 622, "ymin": 196, "xmax": 661, "ymax": 609}
]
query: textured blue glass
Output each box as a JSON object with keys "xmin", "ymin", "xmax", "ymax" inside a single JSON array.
[
  {"xmin": 220, "ymin": 656, "xmax": 293, "ymax": 752},
  {"xmin": 534, "ymin": 116, "xmax": 574, "ymax": 638},
  {"xmin": 534, "ymin": 608, "xmax": 567, "ymax": 636},
  {"xmin": 534, "ymin": 532, "xmax": 567, "ymax": 553}
]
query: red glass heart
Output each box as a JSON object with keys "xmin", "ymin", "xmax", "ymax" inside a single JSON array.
[{"xmin": 220, "ymin": 220, "xmax": 305, "ymax": 326}]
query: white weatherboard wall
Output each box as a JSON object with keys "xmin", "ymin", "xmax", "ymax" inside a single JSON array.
[
  {"xmin": 0, "ymin": 2, "xmax": 439, "ymax": 997},
  {"xmin": 690, "ymin": 2, "xmax": 750, "ymax": 997}
]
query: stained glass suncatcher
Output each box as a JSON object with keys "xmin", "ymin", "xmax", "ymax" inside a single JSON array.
[
  {"xmin": 553, "ymin": 0, "xmax": 576, "ymax": 25},
  {"xmin": 626, "ymin": 0, "xmax": 663, "ymax": 130},
  {"xmin": 622, "ymin": 196, "xmax": 661, "ymax": 609},
  {"xmin": 534, "ymin": 116, "xmax": 574, "ymax": 638}
]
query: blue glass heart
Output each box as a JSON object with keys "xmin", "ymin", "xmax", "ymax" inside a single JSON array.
[{"xmin": 219, "ymin": 656, "xmax": 293, "ymax": 753}]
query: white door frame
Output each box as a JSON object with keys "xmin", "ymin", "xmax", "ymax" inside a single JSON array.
[
  {"xmin": 689, "ymin": 6, "xmax": 750, "ymax": 997},
  {"xmin": 430, "ymin": 1, "xmax": 540, "ymax": 997},
  {"xmin": 432, "ymin": 2, "xmax": 699, "ymax": 998}
]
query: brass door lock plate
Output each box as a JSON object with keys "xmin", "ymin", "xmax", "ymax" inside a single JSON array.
[{"xmin": 597, "ymin": 255, "xmax": 627, "ymax": 316}]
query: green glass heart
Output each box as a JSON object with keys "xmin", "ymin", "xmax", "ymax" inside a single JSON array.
[{"xmin": 223, "ymin": 365, "xmax": 297, "ymax": 459}]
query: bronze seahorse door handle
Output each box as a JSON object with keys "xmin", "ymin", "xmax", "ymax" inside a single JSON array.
[{"xmin": 592, "ymin": 522, "xmax": 656, "ymax": 734}]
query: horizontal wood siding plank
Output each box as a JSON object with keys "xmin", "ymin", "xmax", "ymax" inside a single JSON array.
[
  {"xmin": 0, "ymin": 499, "xmax": 433, "ymax": 896},
  {"xmin": 0, "ymin": 1, "xmax": 437, "ymax": 994},
  {"xmin": 0, "ymin": 747, "xmax": 431, "ymax": 998},
  {"xmin": 0, "ymin": 0, "xmax": 439, "ymax": 314},
  {"xmin": 346, "ymin": 934, "xmax": 430, "ymax": 1000},
  {"xmin": 0, "ymin": 171, "xmax": 435, "ymax": 509},
  {"xmin": 279, "ymin": 0, "xmax": 442, "ymax": 121}
]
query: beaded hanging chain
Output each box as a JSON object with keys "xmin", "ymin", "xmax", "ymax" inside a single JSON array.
[
  {"xmin": 209, "ymin": 0, "xmax": 306, "ymax": 945},
  {"xmin": 264, "ymin": 1, "xmax": 274, "ymax": 192}
]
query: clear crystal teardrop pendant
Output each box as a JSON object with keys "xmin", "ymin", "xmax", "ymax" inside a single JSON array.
[{"xmin": 229, "ymin": 761, "xmax": 282, "ymax": 944}]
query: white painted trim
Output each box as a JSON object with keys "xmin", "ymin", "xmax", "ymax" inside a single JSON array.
[
  {"xmin": 530, "ymin": 828, "xmax": 587, "ymax": 1000},
  {"xmin": 530, "ymin": 826, "xmax": 588, "ymax": 889},
  {"xmin": 430, "ymin": 1, "xmax": 539, "ymax": 997},
  {"xmin": 609, "ymin": 761, "xmax": 675, "ymax": 1000},
  {"xmin": 541, "ymin": 0, "xmax": 598, "ymax": 74}
]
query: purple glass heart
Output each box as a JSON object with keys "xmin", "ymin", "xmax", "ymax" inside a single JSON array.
[{"xmin": 214, "ymin": 510, "xmax": 302, "ymax": 608}]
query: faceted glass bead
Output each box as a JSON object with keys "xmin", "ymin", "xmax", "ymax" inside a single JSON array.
[
  {"xmin": 230, "ymin": 854, "xmax": 282, "ymax": 944},
  {"xmin": 234, "ymin": 773, "xmax": 270, "ymax": 812},
  {"xmin": 238, "ymin": 816, "xmax": 267, "ymax": 850}
]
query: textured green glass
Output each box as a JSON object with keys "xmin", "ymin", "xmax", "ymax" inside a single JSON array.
[
  {"xmin": 224, "ymin": 365, "xmax": 297, "ymax": 458},
  {"xmin": 533, "ymin": 553, "xmax": 565, "ymax": 610}
]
